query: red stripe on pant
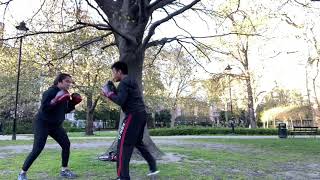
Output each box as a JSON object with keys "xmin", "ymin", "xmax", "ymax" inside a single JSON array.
[{"xmin": 117, "ymin": 114, "xmax": 133, "ymax": 177}]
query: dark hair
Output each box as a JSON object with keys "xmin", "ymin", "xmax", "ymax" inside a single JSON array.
[
  {"xmin": 111, "ymin": 61, "xmax": 128, "ymax": 75},
  {"xmin": 53, "ymin": 73, "xmax": 72, "ymax": 85}
]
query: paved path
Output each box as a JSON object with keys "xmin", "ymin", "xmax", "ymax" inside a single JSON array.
[
  {"xmin": 0, "ymin": 134, "xmax": 317, "ymax": 141},
  {"xmin": 0, "ymin": 135, "xmax": 115, "ymax": 140},
  {"xmin": 0, "ymin": 138, "xmax": 265, "ymax": 157}
]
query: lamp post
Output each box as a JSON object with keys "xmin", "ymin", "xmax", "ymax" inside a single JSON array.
[
  {"xmin": 225, "ymin": 65, "xmax": 233, "ymax": 114},
  {"xmin": 224, "ymin": 65, "xmax": 233, "ymax": 124},
  {"xmin": 12, "ymin": 21, "xmax": 29, "ymax": 140}
]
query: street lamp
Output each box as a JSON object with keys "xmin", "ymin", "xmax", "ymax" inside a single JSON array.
[
  {"xmin": 12, "ymin": 21, "xmax": 29, "ymax": 140},
  {"xmin": 225, "ymin": 65, "xmax": 233, "ymax": 118}
]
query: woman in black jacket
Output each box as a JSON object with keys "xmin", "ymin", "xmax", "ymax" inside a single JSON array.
[{"xmin": 18, "ymin": 73, "xmax": 82, "ymax": 180}]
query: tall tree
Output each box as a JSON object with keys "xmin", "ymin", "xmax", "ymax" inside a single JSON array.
[
  {"xmin": 88, "ymin": 0, "xmax": 205, "ymax": 155},
  {"xmin": 207, "ymin": 0, "xmax": 271, "ymax": 128},
  {"xmin": 160, "ymin": 46, "xmax": 197, "ymax": 127},
  {"xmin": 0, "ymin": 0, "xmax": 254, "ymax": 155}
]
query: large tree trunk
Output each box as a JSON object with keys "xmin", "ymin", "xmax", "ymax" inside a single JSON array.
[
  {"xmin": 170, "ymin": 100, "xmax": 178, "ymax": 128},
  {"xmin": 170, "ymin": 109, "xmax": 176, "ymax": 128},
  {"xmin": 243, "ymin": 37, "xmax": 256, "ymax": 128},
  {"xmin": 245, "ymin": 76, "xmax": 256, "ymax": 128},
  {"xmin": 85, "ymin": 93, "xmax": 94, "ymax": 135},
  {"xmin": 313, "ymin": 105, "xmax": 320, "ymax": 127},
  {"xmin": 95, "ymin": 0, "xmax": 163, "ymax": 159}
]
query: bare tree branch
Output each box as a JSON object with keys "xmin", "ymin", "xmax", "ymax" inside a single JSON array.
[
  {"xmin": 146, "ymin": 32, "xmax": 261, "ymax": 48},
  {"xmin": 148, "ymin": 43, "xmax": 166, "ymax": 68},
  {"xmin": 178, "ymin": 39, "xmax": 212, "ymax": 62},
  {"xmin": 101, "ymin": 42, "xmax": 117, "ymax": 49},
  {"xmin": 88, "ymin": 0, "xmax": 138, "ymax": 44},
  {"xmin": 86, "ymin": 0, "xmax": 110, "ymax": 24},
  {"xmin": 1, "ymin": 0, "xmax": 14, "ymax": 23},
  {"xmin": 147, "ymin": 37, "xmax": 176, "ymax": 48},
  {"xmin": 161, "ymin": 7, "xmax": 194, "ymax": 38},
  {"xmin": 148, "ymin": 0, "xmax": 176, "ymax": 13},
  {"xmin": 0, "ymin": 25, "xmax": 88, "ymax": 41},
  {"xmin": 177, "ymin": 40, "xmax": 214, "ymax": 75},
  {"xmin": 158, "ymin": 8, "xmax": 231, "ymax": 61},
  {"xmin": 143, "ymin": 0, "xmax": 201, "ymax": 48},
  {"xmin": 77, "ymin": 21, "xmax": 112, "ymax": 30},
  {"xmin": 28, "ymin": 0, "xmax": 47, "ymax": 22},
  {"xmin": 90, "ymin": 96, "xmax": 101, "ymax": 112},
  {"xmin": 293, "ymin": 0, "xmax": 311, "ymax": 7},
  {"xmin": 51, "ymin": 32, "xmax": 112, "ymax": 61},
  {"xmin": 0, "ymin": 0, "xmax": 13, "ymax": 5},
  {"xmin": 192, "ymin": 38, "xmax": 231, "ymax": 56},
  {"xmin": 282, "ymin": 13, "xmax": 300, "ymax": 28}
]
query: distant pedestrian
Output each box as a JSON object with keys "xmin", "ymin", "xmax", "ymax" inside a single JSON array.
[
  {"xmin": 0, "ymin": 122, "xmax": 3, "ymax": 135},
  {"xmin": 230, "ymin": 119, "xmax": 235, "ymax": 134}
]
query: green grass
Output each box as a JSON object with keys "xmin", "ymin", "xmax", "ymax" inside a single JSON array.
[
  {"xmin": 0, "ymin": 140, "xmax": 33, "ymax": 146},
  {"xmin": 67, "ymin": 130, "xmax": 118, "ymax": 137},
  {"xmin": 186, "ymin": 138, "xmax": 320, "ymax": 155},
  {"xmin": 1, "ymin": 138, "xmax": 320, "ymax": 179},
  {"xmin": 0, "ymin": 138, "xmax": 115, "ymax": 146}
]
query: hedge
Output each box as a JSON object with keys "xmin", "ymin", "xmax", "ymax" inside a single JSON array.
[
  {"xmin": 1, "ymin": 120, "xmax": 84, "ymax": 134},
  {"xmin": 2, "ymin": 121, "xmax": 34, "ymax": 134},
  {"xmin": 149, "ymin": 127, "xmax": 279, "ymax": 136}
]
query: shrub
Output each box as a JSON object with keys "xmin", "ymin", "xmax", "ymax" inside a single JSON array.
[
  {"xmin": 149, "ymin": 127, "xmax": 279, "ymax": 136},
  {"xmin": 63, "ymin": 121, "xmax": 84, "ymax": 132},
  {"xmin": 2, "ymin": 120, "xmax": 33, "ymax": 134}
]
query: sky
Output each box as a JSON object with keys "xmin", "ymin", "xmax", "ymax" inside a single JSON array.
[{"xmin": 1, "ymin": 0, "xmax": 320, "ymax": 100}]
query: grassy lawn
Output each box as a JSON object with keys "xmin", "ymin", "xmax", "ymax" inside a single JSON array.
[
  {"xmin": 187, "ymin": 138, "xmax": 320, "ymax": 155},
  {"xmin": 67, "ymin": 131, "xmax": 118, "ymax": 137},
  {"xmin": 1, "ymin": 138, "xmax": 320, "ymax": 179},
  {"xmin": 15, "ymin": 130, "xmax": 118, "ymax": 138},
  {"xmin": 0, "ymin": 138, "xmax": 114, "ymax": 146}
]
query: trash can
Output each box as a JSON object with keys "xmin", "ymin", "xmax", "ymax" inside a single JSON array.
[{"xmin": 278, "ymin": 122, "xmax": 287, "ymax": 138}]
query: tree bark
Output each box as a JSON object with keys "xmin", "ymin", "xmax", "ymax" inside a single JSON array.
[
  {"xmin": 245, "ymin": 76, "xmax": 256, "ymax": 128},
  {"xmin": 85, "ymin": 93, "xmax": 94, "ymax": 135},
  {"xmin": 170, "ymin": 100, "xmax": 178, "ymax": 127},
  {"xmin": 243, "ymin": 37, "xmax": 256, "ymax": 128},
  {"xmin": 170, "ymin": 109, "xmax": 176, "ymax": 128}
]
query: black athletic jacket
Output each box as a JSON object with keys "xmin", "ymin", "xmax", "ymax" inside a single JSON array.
[
  {"xmin": 109, "ymin": 76, "xmax": 145, "ymax": 114},
  {"xmin": 37, "ymin": 86, "xmax": 75, "ymax": 126}
]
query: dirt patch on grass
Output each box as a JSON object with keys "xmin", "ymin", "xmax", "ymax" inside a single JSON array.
[
  {"xmin": 131, "ymin": 152, "xmax": 186, "ymax": 164},
  {"xmin": 273, "ymin": 162, "xmax": 320, "ymax": 179}
]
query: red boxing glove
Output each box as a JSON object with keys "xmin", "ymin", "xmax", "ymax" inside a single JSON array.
[
  {"xmin": 50, "ymin": 90, "xmax": 70, "ymax": 105},
  {"xmin": 70, "ymin": 93, "xmax": 82, "ymax": 105}
]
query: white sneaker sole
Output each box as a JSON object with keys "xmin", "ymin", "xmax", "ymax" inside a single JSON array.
[{"xmin": 147, "ymin": 170, "xmax": 160, "ymax": 176}]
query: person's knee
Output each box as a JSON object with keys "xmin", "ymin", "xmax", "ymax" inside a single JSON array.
[
  {"xmin": 32, "ymin": 145, "xmax": 45, "ymax": 155},
  {"xmin": 63, "ymin": 140, "xmax": 71, "ymax": 150}
]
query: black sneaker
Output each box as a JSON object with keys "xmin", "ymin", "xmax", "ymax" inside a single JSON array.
[
  {"xmin": 60, "ymin": 169, "xmax": 77, "ymax": 179},
  {"xmin": 147, "ymin": 170, "xmax": 160, "ymax": 176},
  {"xmin": 17, "ymin": 172, "xmax": 28, "ymax": 180},
  {"xmin": 98, "ymin": 152, "xmax": 117, "ymax": 162}
]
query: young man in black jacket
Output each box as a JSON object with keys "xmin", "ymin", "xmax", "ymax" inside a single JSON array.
[
  {"xmin": 18, "ymin": 73, "xmax": 82, "ymax": 180},
  {"xmin": 102, "ymin": 61, "xmax": 159, "ymax": 180}
]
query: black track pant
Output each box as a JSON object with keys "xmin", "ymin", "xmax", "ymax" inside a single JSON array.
[
  {"xmin": 117, "ymin": 111, "xmax": 157, "ymax": 180},
  {"xmin": 22, "ymin": 120, "xmax": 70, "ymax": 171}
]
